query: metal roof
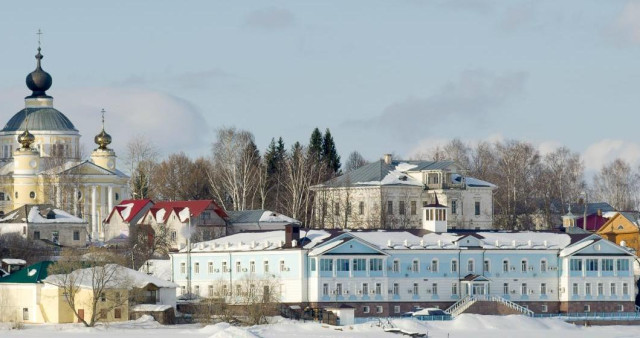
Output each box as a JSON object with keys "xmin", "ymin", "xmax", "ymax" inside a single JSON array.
[
  {"xmin": 2, "ymin": 107, "xmax": 77, "ymax": 132},
  {"xmin": 0, "ymin": 261, "xmax": 52, "ymax": 284}
]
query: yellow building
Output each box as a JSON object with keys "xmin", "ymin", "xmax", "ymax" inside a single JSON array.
[
  {"xmin": 0, "ymin": 47, "xmax": 128, "ymax": 240},
  {"xmin": 596, "ymin": 212, "xmax": 640, "ymax": 253}
]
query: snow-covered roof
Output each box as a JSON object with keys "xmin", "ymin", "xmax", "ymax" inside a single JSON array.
[
  {"xmin": 138, "ymin": 259, "xmax": 172, "ymax": 281},
  {"xmin": 182, "ymin": 229, "xmax": 332, "ymax": 252},
  {"xmin": 44, "ymin": 264, "xmax": 178, "ymax": 289},
  {"xmin": 0, "ymin": 204, "xmax": 85, "ymax": 224},
  {"xmin": 131, "ymin": 304, "xmax": 173, "ymax": 312},
  {"xmin": 560, "ymin": 239, "xmax": 594, "ymax": 257},
  {"xmin": 27, "ymin": 205, "xmax": 86, "ymax": 224},
  {"xmin": 1, "ymin": 258, "xmax": 26, "ymax": 265}
]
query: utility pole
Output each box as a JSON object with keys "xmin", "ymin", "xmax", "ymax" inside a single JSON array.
[{"xmin": 186, "ymin": 207, "xmax": 192, "ymax": 299}]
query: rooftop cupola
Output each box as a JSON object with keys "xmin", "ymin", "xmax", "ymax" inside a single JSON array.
[
  {"xmin": 94, "ymin": 109, "xmax": 112, "ymax": 150},
  {"xmin": 25, "ymin": 47, "xmax": 53, "ymax": 99},
  {"xmin": 91, "ymin": 109, "xmax": 117, "ymax": 171}
]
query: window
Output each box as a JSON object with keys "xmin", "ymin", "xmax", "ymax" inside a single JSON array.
[
  {"xmin": 541, "ymin": 305, "xmax": 548, "ymax": 313},
  {"xmin": 540, "ymin": 260, "xmax": 547, "ymax": 272},
  {"xmin": 194, "ymin": 262, "xmax": 200, "ymax": 274},
  {"xmin": 200, "ymin": 211, "xmax": 211, "ymax": 220},
  {"xmin": 363, "ymin": 306, "xmax": 370, "ymax": 314},
  {"xmin": 264, "ymin": 261, "xmax": 269, "ymax": 273},
  {"xmin": 280, "ymin": 260, "xmax": 286, "ymax": 272},
  {"xmin": 387, "ymin": 201, "xmax": 393, "ymax": 215},
  {"xmin": 359, "ymin": 201, "xmax": 364, "ymax": 215},
  {"xmin": 503, "ymin": 283, "xmax": 509, "ymax": 295},
  {"xmin": 452, "ymin": 283, "xmax": 458, "ymax": 295},
  {"xmin": 540, "ymin": 283, "xmax": 547, "ymax": 295},
  {"xmin": 617, "ymin": 304, "xmax": 624, "ymax": 312},
  {"xmin": 14, "ymin": 191, "xmax": 17, "ymax": 199},
  {"xmin": 570, "ymin": 259, "xmax": 582, "ymax": 271},
  {"xmin": 617, "ymin": 259, "xmax": 630, "ymax": 271},
  {"xmin": 586, "ymin": 259, "xmax": 598, "ymax": 271},
  {"xmin": 413, "ymin": 283, "xmax": 419, "ymax": 295},
  {"xmin": 585, "ymin": 283, "xmax": 591, "ymax": 295},
  {"xmin": 323, "ymin": 283, "xmax": 329, "ymax": 296},
  {"xmin": 362, "ymin": 283, "xmax": 369, "ymax": 295},
  {"xmin": 73, "ymin": 230, "xmax": 80, "ymax": 241},
  {"xmin": 337, "ymin": 259, "xmax": 350, "ymax": 271},
  {"xmin": 451, "ymin": 260, "xmax": 458, "ymax": 272},
  {"xmin": 236, "ymin": 262, "xmax": 242, "ymax": 273},
  {"xmin": 431, "ymin": 260, "xmax": 438, "ymax": 272},
  {"xmin": 181, "ymin": 286, "xmax": 186, "ymax": 295},
  {"xmin": 451, "ymin": 200, "xmax": 457, "ymax": 214},
  {"xmin": 51, "ymin": 231, "xmax": 59, "ymax": 244},
  {"xmin": 521, "ymin": 283, "xmax": 527, "ymax": 295},
  {"xmin": 208, "ymin": 285, "xmax": 214, "ymax": 297},
  {"xmin": 221, "ymin": 285, "xmax": 228, "ymax": 296},
  {"xmin": 467, "ymin": 259, "xmax": 474, "ymax": 273},
  {"xmin": 114, "ymin": 308, "xmax": 121, "ymax": 319},
  {"xmin": 29, "ymin": 191, "xmax": 35, "ymax": 199},
  {"xmin": 623, "ymin": 283, "xmax": 629, "ymax": 295},
  {"xmin": 370, "ymin": 258, "xmax": 383, "ymax": 271},
  {"xmin": 207, "ymin": 262, "xmax": 213, "ymax": 274},
  {"xmin": 399, "ymin": 201, "xmax": 405, "ymax": 215},
  {"xmin": 100, "ymin": 293, "xmax": 106, "ymax": 302},
  {"xmin": 250, "ymin": 261, "xmax": 256, "ymax": 273},
  {"xmin": 583, "ymin": 305, "xmax": 591, "ymax": 312},
  {"xmin": 353, "ymin": 258, "xmax": 366, "ymax": 271},
  {"xmin": 171, "ymin": 231, "xmax": 177, "ymax": 242},
  {"xmin": 334, "ymin": 202, "xmax": 340, "ymax": 216},
  {"xmin": 572, "ymin": 283, "xmax": 579, "ymax": 295},
  {"xmin": 375, "ymin": 283, "xmax": 382, "ymax": 295},
  {"xmin": 393, "ymin": 283, "xmax": 399, "ymax": 295},
  {"xmin": 310, "ymin": 259, "xmax": 316, "ymax": 272},
  {"xmin": 521, "ymin": 260, "xmax": 527, "ymax": 272},
  {"xmin": 411, "ymin": 201, "xmax": 417, "ymax": 215},
  {"xmin": 412, "ymin": 260, "xmax": 419, "ymax": 272},
  {"xmin": 320, "ymin": 259, "xmax": 333, "ymax": 272},
  {"xmin": 33, "ymin": 231, "xmax": 40, "ymax": 240},
  {"xmin": 597, "ymin": 283, "xmax": 603, "ymax": 296},
  {"xmin": 393, "ymin": 260, "xmax": 399, "ymax": 272},
  {"xmin": 503, "ymin": 260, "xmax": 509, "ymax": 273},
  {"xmin": 22, "ymin": 308, "xmax": 28, "ymax": 321},
  {"xmin": 180, "ymin": 262, "xmax": 186, "ymax": 274},
  {"xmin": 432, "ymin": 283, "xmax": 438, "ymax": 295},
  {"xmin": 195, "ymin": 285, "xmax": 200, "ymax": 296},
  {"xmin": 484, "ymin": 260, "xmax": 490, "ymax": 272},
  {"xmin": 602, "ymin": 259, "xmax": 614, "ymax": 271},
  {"xmin": 394, "ymin": 306, "xmax": 401, "ymax": 314},
  {"xmin": 115, "ymin": 193, "xmax": 120, "ymax": 200},
  {"xmin": 376, "ymin": 306, "xmax": 383, "ymax": 314},
  {"xmin": 222, "ymin": 261, "xmax": 228, "ymax": 273},
  {"xmin": 611, "ymin": 283, "xmax": 616, "ymax": 295},
  {"xmin": 474, "ymin": 201, "xmax": 480, "ymax": 216},
  {"xmin": 336, "ymin": 283, "xmax": 343, "ymax": 295}
]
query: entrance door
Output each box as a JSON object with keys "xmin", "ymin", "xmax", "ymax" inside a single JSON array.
[
  {"xmin": 472, "ymin": 283, "xmax": 485, "ymax": 295},
  {"xmin": 77, "ymin": 309, "xmax": 84, "ymax": 322}
]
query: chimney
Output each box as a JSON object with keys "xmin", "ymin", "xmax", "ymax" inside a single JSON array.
[
  {"xmin": 597, "ymin": 209, "xmax": 602, "ymax": 217},
  {"xmin": 383, "ymin": 153, "xmax": 392, "ymax": 164},
  {"xmin": 284, "ymin": 224, "xmax": 300, "ymax": 248}
]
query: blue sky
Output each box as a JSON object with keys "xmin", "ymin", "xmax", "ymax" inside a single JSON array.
[{"xmin": 1, "ymin": 1, "xmax": 639, "ymax": 173}]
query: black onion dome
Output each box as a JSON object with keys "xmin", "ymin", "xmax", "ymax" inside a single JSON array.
[{"xmin": 25, "ymin": 48, "xmax": 52, "ymax": 98}]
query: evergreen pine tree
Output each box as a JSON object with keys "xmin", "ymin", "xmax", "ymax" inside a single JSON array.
[
  {"xmin": 309, "ymin": 127, "xmax": 323, "ymax": 161},
  {"xmin": 322, "ymin": 128, "xmax": 341, "ymax": 174}
]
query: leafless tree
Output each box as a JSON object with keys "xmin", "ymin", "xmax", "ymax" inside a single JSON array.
[
  {"xmin": 124, "ymin": 135, "xmax": 159, "ymax": 200},
  {"xmin": 593, "ymin": 159, "xmax": 640, "ymax": 211},
  {"xmin": 209, "ymin": 128, "xmax": 260, "ymax": 211},
  {"xmin": 344, "ymin": 151, "xmax": 369, "ymax": 173}
]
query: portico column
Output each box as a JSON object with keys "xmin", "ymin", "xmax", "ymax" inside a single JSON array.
[
  {"xmin": 55, "ymin": 185, "xmax": 62, "ymax": 207},
  {"xmin": 108, "ymin": 186, "xmax": 113, "ymax": 215},
  {"xmin": 91, "ymin": 185, "xmax": 97, "ymax": 240},
  {"xmin": 73, "ymin": 187, "xmax": 78, "ymax": 216}
]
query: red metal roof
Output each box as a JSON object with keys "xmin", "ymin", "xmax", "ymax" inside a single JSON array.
[
  {"xmin": 146, "ymin": 200, "xmax": 228, "ymax": 223},
  {"xmin": 105, "ymin": 199, "xmax": 154, "ymax": 223}
]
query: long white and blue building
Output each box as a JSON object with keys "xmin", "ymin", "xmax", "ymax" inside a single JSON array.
[{"xmin": 169, "ymin": 223, "xmax": 637, "ymax": 317}]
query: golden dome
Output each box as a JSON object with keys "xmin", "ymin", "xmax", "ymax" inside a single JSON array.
[
  {"xmin": 17, "ymin": 129, "xmax": 35, "ymax": 150},
  {"xmin": 94, "ymin": 128, "xmax": 112, "ymax": 150}
]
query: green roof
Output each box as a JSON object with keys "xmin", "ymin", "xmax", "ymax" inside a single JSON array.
[
  {"xmin": 2, "ymin": 107, "xmax": 77, "ymax": 132},
  {"xmin": 0, "ymin": 261, "xmax": 53, "ymax": 283}
]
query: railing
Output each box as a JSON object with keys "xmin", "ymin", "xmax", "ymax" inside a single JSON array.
[
  {"xmin": 445, "ymin": 295, "xmax": 476, "ymax": 316},
  {"xmin": 636, "ymin": 305, "xmax": 640, "ymax": 313},
  {"xmin": 534, "ymin": 312, "xmax": 640, "ymax": 321},
  {"xmin": 485, "ymin": 295, "xmax": 534, "ymax": 316}
]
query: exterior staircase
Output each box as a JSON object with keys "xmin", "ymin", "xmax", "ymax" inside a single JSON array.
[{"xmin": 445, "ymin": 295, "xmax": 534, "ymax": 317}]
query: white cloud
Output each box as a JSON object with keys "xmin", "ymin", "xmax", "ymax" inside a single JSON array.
[
  {"xmin": 244, "ymin": 7, "xmax": 295, "ymax": 30},
  {"xmin": 0, "ymin": 87, "xmax": 211, "ymax": 160},
  {"xmin": 349, "ymin": 70, "xmax": 527, "ymax": 139},
  {"xmin": 611, "ymin": 0, "xmax": 640, "ymax": 44},
  {"xmin": 582, "ymin": 139, "xmax": 640, "ymax": 171}
]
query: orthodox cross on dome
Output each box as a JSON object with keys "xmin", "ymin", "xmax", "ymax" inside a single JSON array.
[
  {"xmin": 36, "ymin": 29, "xmax": 43, "ymax": 48},
  {"xmin": 101, "ymin": 108, "xmax": 105, "ymax": 130},
  {"xmin": 94, "ymin": 108, "xmax": 112, "ymax": 150}
]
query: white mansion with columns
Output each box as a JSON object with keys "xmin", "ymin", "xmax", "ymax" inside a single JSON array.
[{"xmin": 0, "ymin": 46, "xmax": 129, "ymax": 240}]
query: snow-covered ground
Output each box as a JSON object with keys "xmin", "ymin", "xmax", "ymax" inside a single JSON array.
[{"xmin": 1, "ymin": 314, "xmax": 638, "ymax": 338}]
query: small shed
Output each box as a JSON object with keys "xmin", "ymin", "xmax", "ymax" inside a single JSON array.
[
  {"xmin": 130, "ymin": 304, "xmax": 175, "ymax": 324},
  {"xmin": 325, "ymin": 304, "xmax": 355, "ymax": 326}
]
